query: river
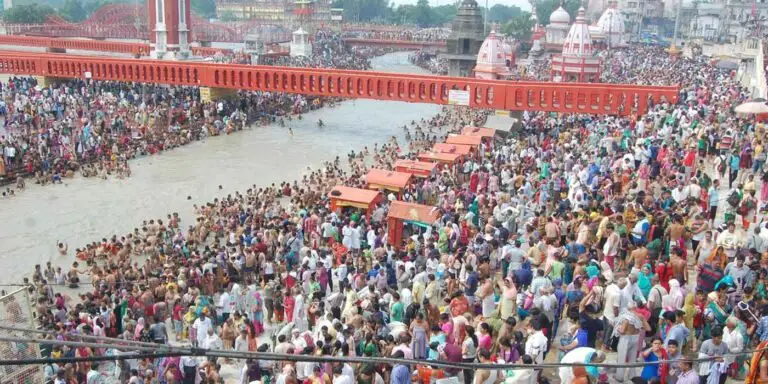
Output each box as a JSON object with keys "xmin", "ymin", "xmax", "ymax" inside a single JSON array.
[{"xmin": 0, "ymin": 51, "xmax": 440, "ymax": 284}]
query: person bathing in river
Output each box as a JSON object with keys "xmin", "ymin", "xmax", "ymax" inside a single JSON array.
[{"xmin": 57, "ymin": 241, "xmax": 68, "ymax": 256}]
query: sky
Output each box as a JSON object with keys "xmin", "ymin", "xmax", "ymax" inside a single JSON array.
[{"xmin": 391, "ymin": 0, "xmax": 533, "ymax": 11}]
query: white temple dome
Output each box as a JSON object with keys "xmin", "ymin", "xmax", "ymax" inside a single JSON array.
[
  {"xmin": 597, "ymin": 7, "xmax": 624, "ymax": 35},
  {"xmin": 550, "ymin": 6, "xmax": 571, "ymax": 25},
  {"xmin": 562, "ymin": 7, "xmax": 592, "ymax": 56},
  {"xmin": 475, "ymin": 30, "xmax": 507, "ymax": 78}
]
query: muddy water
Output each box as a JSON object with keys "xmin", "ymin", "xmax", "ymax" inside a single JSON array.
[{"xmin": 0, "ymin": 51, "xmax": 440, "ymax": 284}]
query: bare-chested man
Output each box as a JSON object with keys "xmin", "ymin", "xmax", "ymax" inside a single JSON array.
[
  {"xmin": 666, "ymin": 215, "xmax": 687, "ymax": 249},
  {"xmin": 630, "ymin": 244, "xmax": 648, "ymax": 273},
  {"xmin": 670, "ymin": 248, "xmax": 688, "ymax": 284}
]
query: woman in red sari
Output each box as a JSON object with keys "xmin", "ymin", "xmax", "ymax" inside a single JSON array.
[
  {"xmin": 655, "ymin": 262, "xmax": 672, "ymax": 292},
  {"xmin": 449, "ymin": 291, "xmax": 470, "ymax": 318},
  {"xmin": 284, "ymin": 290, "xmax": 296, "ymax": 323}
]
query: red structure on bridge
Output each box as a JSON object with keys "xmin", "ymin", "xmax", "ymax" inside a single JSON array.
[
  {"xmin": 0, "ymin": 34, "xmax": 294, "ymax": 58},
  {"xmin": 0, "ymin": 50, "xmax": 676, "ymax": 116},
  {"xmin": 0, "ymin": 4, "xmax": 291, "ymax": 43}
]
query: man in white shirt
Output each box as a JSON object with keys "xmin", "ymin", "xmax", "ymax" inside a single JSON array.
[
  {"xmin": 332, "ymin": 364, "xmax": 353, "ymax": 384},
  {"xmin": 192, "ymin": 311, "xmax": 212, "ymax": 347},
  {"xmin": 203, "ymin": 327, "xmax": 223, "ymax": 350},
  {"xmin": 602, "ymin": 278, "xmax": 621, "ymax": 351},
  {"xmin": 647, "ymin": 275, "xmax": 668, "ymax": 311},
  {"xmin": 723, "ymin": 318, "xmax": 743, "ymax": 366},
  {"xmin": 717, "ymin": 221, "xmax": 744, "ymax": 259},
  {"xmin": 524, "ymin": 320, "xmax": 548, "ymax": 364},
  {"xmin": 524, "ymin": 320, "xmax": 547, "ymax": 383},
  {"xmin": 218, "ymin": 289, "xmax": 231, "ymax": 323}
]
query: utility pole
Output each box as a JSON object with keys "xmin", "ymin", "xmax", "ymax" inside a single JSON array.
[{"xmin": 672, "ymin": 0, "xmax": 681, "ymax": 46}]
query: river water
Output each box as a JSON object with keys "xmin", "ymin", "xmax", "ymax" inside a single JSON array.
[{"xmin": 0, "ymin": 51, "xmax": 440, "ymax": 284}]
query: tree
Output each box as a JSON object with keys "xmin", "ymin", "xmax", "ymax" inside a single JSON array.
[
  {"xmin": 502, "ymin": 12, "xmax": 533, "ymax": 40},
  {"xmin": 3, "ymin": 4, "xmax": 55, "ymax": 23},
  {"xmin": 414, "ymin": 0, "xmax": 432, "ymax": 27},
  {"xmin": 191, "ymin": 0, "xmax": 216, "ymax": 19},
  {"xmin": 390, "ymin": 4, "xmax": 416, "ymax": 24},
  {"xmin": 535, "ymin": 0, "xmax": 579, "ymax": 25},
  {"xmin": 59, "ymin": 0, "xmax": 87, "ymax": 22},
  {"xmin": 431, "ymin": 4, "xmax": 457, "ymax": 25},
  {"xmin": 487, "ymin": 4, "xmax": 523, "ymax": 24},
  {"xmin": 218, "ymin": 10, "xmax": 237, "ymax": 21},
  {"xmin": 333, "ymin": 0, "xmax": 390, "ymax": 22}
]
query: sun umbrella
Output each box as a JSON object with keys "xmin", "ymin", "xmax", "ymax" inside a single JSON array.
[{"xmin": 735, "ymin": 101, "xmax": 768, "ymax": 115}]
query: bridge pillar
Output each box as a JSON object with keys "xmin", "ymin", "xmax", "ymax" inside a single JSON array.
[
  {"xmin": 45, "ymin": 47, "xmax": 66, "ymax": 54},
  {"xmin": 200, "ymin": 87, "xmax": 237, "ymax": 103}
]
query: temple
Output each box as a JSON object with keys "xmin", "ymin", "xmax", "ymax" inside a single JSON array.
[
  {"xmin": 441, "ymin": 0, "xmax": 485, "ymax": 77},
  {"xmin": 550, "ymin": 7, "xmax": 602, "ymax": 82},
  {"xmin": 545, "ymin": 6, "xmax": 571, "ymax": 52},
  {"xmin": 596, "ymin": 0, "xmax": 626, "ymax": 47},
  {"xmin": 474, "ymin": 30, "xmax": 512, "ymax": 80}
]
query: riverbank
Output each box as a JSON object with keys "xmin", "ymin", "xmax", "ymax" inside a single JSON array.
[{"xmin": 0, "ymin": 52, "xmax": 442, "ymax": 285}]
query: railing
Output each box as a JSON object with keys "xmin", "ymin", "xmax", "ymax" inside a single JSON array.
[{"xmin": 0, "ymin": 50, "xmax": 679, "ymax": 115}]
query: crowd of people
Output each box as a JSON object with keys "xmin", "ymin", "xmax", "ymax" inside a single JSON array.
[
  {"xmin": 342, "ymin": 29, "xmax": 449, "ymax": 42},
  {"xmin": 0, "ymin": 36, "xmax": 373, "ymax": 194},
  {"xmin": 13, "ymin": 43, "xmax": 768, "ymax": 384},
  {"xmin": 408, "ymin": 52, "xmax": 448, "ymax": 75}
]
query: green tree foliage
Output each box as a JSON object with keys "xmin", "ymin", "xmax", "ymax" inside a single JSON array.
[
  {"xmin": 501, "ymin": 12, "xmax": 533, "ymax": 40},
  {"xmin": 431, "ymin": 4, "xmax": 456, "ymax": 25},
  {"xmin": 535, "ymin": 0, "xmax": 579, "ymax": 25},
  {"xmin": 332, "ymin": 0, "xmax": 390, "ymax": 22},
  {"xmin": 59, "ymin": 0, "xmax": 87, "ymax": 22},
  {"xmin": 330, "ymin": 0, "xmax": 454, "ymax": 26},
  {"xmin": 389, "ymin": 4, "xmax": 416, "ymax": 24},
  {"xmin": 3, "ymin": 4, "xmax": 55, "ymax": 23},
  {"xmin": 487, "ymin": 4, "xmax": 523, "ymax": 23},
  {"xmin": 219, "ymin": 10, "xmax": 237, "ymax": 21},
  {"xmin": 191, "ymin": 0, "xmax": 216, "ymax": 19},
  {"xmin": 414, "ymin": 0, "xmax": 432, "ymax": 26}
]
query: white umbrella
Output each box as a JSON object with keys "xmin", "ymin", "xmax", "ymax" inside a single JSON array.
[{"xmin": 735, "ymin": 101, "xmax": 768, "ymax": 115}]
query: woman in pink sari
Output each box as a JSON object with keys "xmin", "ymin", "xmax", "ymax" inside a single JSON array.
[{"xmin": 761, "ymin": 172, "xmax": 768, "ymax": 202}]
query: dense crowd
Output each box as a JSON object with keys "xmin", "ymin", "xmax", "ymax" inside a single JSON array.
[
  {"xmin": 14, "ymin": 44, "xmax": 768, "ymax": 384},
  {"xmin": 408, "ymin": 52, "xmax": 447, "ymax": 75},
  {"xmin": 0, "ymin": 37, "xmax": 372, "ymax": 192},
  {"xmin": 341, "ymin": 29, "xmax": 449, "ymax": 42}
]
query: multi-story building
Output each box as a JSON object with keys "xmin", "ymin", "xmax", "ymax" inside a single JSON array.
[
  {"xmin": 688, "ymin": 0, "xmax": 768, "ymax": 42},
  {"xmin": 617, "ymin": 0, "xmax": 664, "ymax": 35},
  {"xmin": 215, "ymin": 0, "xmax": 332, "ymax": 29}
]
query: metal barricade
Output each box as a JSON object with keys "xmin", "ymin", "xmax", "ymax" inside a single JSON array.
[{"xmin": 0, "ymin": 287, "xmax": 43, "ymax": 384}]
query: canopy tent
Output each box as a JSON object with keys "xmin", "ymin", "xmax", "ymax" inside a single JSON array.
[
  {"xmin": 386, "ymin": 201, "xmax": 441, "ymax": 247},
  {"xmin": 393, "ymin": 159, "xmax": 438, "ymax": 178},
  {"xmin": 417, "ymin": 151, "xmax": 464, "ymax": 165},
  {"xmin": 461, "ymin": 126, "xmax": 498, "ymax": 138},
  {"xmin": 365, "ymin": 168, "xmax": 412, "ymax": 195},
  {"xmin": 327, "ymin": 185, "xmax": 383, "ymax": 220},
  {"xmin": 431, "ymin": 143, "xmax": 474, "ymax": 156},
  {"xmin": 445, "ymin": 134, "xmax": 483, "ymax": 147},
  {"xmin": 735, "ymin": 100, "xmax": 768, "ymax": 115}
]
